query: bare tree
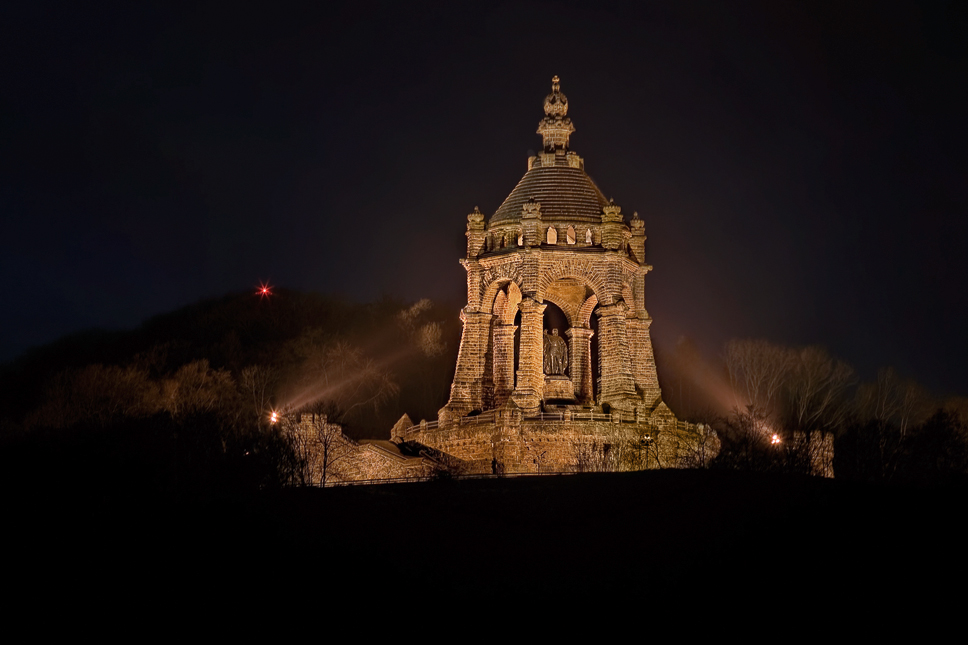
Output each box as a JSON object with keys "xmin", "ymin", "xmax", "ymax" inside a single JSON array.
[
  {"xmin": 397, "ymin": 299, "xmax": 446, "ymax": 357},
  {"xmin": 784, "ymin": 346, "xmax": 854, "ymax": 435},
  {"xmin": 721, "ymin": 340, "xmax": 852, "ymax": 476},
  {"xmin": 724, "ymin": 339, "xmax": 793, "ymax": 416},
  {"xmin": 574, "ymin": 440, "xmax": 620, "ymax": 472},
  {"xmin": 161, "ymin": 360, "xmax": 236, "ymax": 420},
  {"xmin": 239, "ymin": 364, "xmax": 278, "ymax": 422},
  {"xmin": 676, "ymin": 423, "xmax": 721, "ymax": 469},
  {"xmin": 846, "ymin": 367, "xmax": 935, "ymax": 482},
  {"xmin": 620, "ymin": 427, "xmax": 653, "ymax": 471},
  {"xmin": 286, "ymin": 341, "xmax": 399, "ymax": 425},
  {"xmin": 25, "ymin": 364, "xmax": 161, "ymax": 429},
  {"xmin": 714, "ymin": 405, "xmax": 778, "ymax": 472},
  {"xmin": 855, "ymin": 367, "xmax": 933, "ymax": 438},
  {"xmin": 281, "ymin": 409, "xmax": 357, "ymax": 486}
]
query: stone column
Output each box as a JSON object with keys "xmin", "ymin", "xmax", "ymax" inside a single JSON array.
[
  {"xmin": 440, "ymin": 310, "xmax": 494, "ymax": 421},
  {"xmin": 466, "ymin": 207, "xmax": 486, "ymax": 259},
  {"xmin": 521, "ymin": 200, "xmax": 542, "ymax": 247},
  {"xmin": 512, "ymin": 297, "xmax": 546, "ymax": 415},
  {"xmin": 566, "ymin": 326, "xmax": 595, "ymax": 404},
  {"xmin": 601, "ymin": 201, "xmax": 625, "ymax": 250},
  {"xmin": 596, "ymin": 302, "xmax": 636, "ymax": 408},
  {"xmin": 492, "ymin": 323, "xmax": 518, "ymax": 406},
  {"xmin": 629, "ymin": 212, "xmax": 646, "ymax": 266},
  {"xmin": 627, "ymin": 314, "xmax": 661, "ymax": 408},
  {"xmin": 462, "ymin": 259, "xmax": 484, "ymax": 311},
  {"xmin": 492, "ymin": 398, "xmax": 523, "ymax": 474}
]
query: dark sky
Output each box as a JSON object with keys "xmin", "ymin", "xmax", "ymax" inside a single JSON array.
[{"xmin": 3, "ymin": 1, "xmax": 966, "ymax": 395}]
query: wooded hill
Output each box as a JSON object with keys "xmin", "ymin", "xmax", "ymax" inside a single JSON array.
[
  {"xmin": 0, "ymin": 289, "xmax": 461, "ymax": 440},
  {"xmin": 0, "ymin": 291, "xmax": 462, "ymax": 496},
  {"xmin": 2, "ymin": 289, "xmax": 967, "ymax": 494}
]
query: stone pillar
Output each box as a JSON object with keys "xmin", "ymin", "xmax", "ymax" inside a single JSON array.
[
  {"xmin": 566, "ymin": 326, "xmax": 595, "ymax": 404},
  {"xmin": 512, "ymin": 297, "xmax": 546, "ymax": 415},
  {"xmin": 466, "ymin": 207, "xmax": 486, "ymax": 258},
  {"xmin": 627, "ymin": 314, "xmax": 661, "ymax": 408},
  {"xmin": 596, "ymin": 302, "xmax": 636, "ymax": 409},
  {"xmin": 492, "ymin": 323, "xmax": 518, "ymax": 406},
  {"xmin": 629, "ymin": 211, "xmax": 646, "ymax": 266},
  {"xmin": 522, "ymin": 200, "xmax": 542, "ymax": 247},
  {"xmin": 440, "ymin": 309, "xmax": 494, "ymax": 421},
  {"xmin": 601, "ymin": 201, "xmax": 625, "ymax": 251},
  {"xmin": 492, "ymin": 398, "xmax": 523, "ymax": 474},
  {"xmin": 462, "ymin": 259, "xmax": 484, "ymax": 311}
]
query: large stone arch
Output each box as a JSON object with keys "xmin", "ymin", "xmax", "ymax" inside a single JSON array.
[
  {"xmin": 536, "ymin": 256, "xmax": 610, "ymax": 306},
  {"xmin": 493, "ymin": 290, "xmax": 507, "ymax": 318},
  {"xmin": 498, "ymin": 282, "xmax": 522, "ymax": 324},
  {"xmin": 542, "ymin": 288, "xmax": 577, "ymax": 327},
  {"xmin": 479, "ymin": 279, "xmax": 523, "ymax": 408},
  {"xmin": 481, "ymin": 275, "xmax": 523, "ymax": 316},
  {"xmin": 577, "ymin": 294, "xmax": 599, "ymax": 328}
]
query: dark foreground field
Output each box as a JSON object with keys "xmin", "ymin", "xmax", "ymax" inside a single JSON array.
[{"xmin": 7, "ymin": 470, "xmax": 964, "ymax": 609}]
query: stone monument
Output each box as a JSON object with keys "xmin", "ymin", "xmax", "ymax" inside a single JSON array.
[{"xmin": 395, "ymin": 77, "xmax": 711, "ymax": 473}]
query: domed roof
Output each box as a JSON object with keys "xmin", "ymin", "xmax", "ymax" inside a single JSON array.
[
  {"xmin": 489, "ymin": 157, "xmax": 609, "ymax": 224},
  {"xmin": 489, "ymin": 76, "xmax": 609, "ymax": 225}
]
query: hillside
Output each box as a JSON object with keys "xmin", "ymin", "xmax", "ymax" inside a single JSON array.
[{"xmin": 0, "ymin": 289, "xmax": 462, "ymax": 439}]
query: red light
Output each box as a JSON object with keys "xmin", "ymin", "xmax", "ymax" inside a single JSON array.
[{"xmin": 256, "ymin": 281, "xmax": 273, "ymax": 299}]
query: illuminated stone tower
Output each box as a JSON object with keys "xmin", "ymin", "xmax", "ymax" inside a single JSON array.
[
  {"xmin": 443, "ymin": 75, "xmax": 661, "ymax": 419},
  {"xmin": 397, "ymin": 77, "xmax": 701, "ymax": 473}
]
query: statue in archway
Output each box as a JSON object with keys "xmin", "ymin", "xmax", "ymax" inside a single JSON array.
[{"xmin": 543, "ymin": 328, "xmax": 569, "ymax": 376}]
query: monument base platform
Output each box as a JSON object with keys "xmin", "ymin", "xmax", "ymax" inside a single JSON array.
[{"xmin": 543, "ymin": 375, "xmax": 576, "ymax": 401}]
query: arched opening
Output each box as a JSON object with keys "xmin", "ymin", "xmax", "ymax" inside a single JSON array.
[
  {"xmin": 566, "ymin": 225, "xmax": 576, "ymax": 244},
  {"xmin": 546, "ymin": 226, "xmax": 558, "ymax": 245},
  {"xmin": 543, "ymin": 301, "xmax": 569, "ymax": 353},
  {"xmin": 542, "ymin": 300, "xmax": 572, "ymax": 404},
  {"xmin": 486, "ymin": 281, "xmax": 522, "ymax": 409},
  {"xmin": 589, "ymin": 307, "xmax": 600, "ymax": 404},
  {"xmin": 538, "ymin": 276, "xmax": 602, "ymax": 407},
  {"xmin": 513, "ymin": 309, "xmax": 521, "ymax": 384}
]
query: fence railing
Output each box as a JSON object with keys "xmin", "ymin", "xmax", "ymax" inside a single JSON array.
[
  {"xmin": 403, "ymin": 410, "xmax": 663, "ymax": 434},
  {"xmin": 460, "ymin": 410, "xmax": 496, "ymax": 425}
]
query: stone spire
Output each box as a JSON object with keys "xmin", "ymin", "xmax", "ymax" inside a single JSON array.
[{"xmin": 537, "ymin": 75, "xmax": 575, "ymax": 151}]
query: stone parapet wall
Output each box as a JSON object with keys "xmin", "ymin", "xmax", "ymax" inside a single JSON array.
[
  {"xmin": 289, "ymin": 416, "xmax": 436, "ymax": 485},
  {"xmin": 402, "ymin": 415, "xmax": 716, "ymax": 475},
  {"xmin": 337, "ymin": 444, "xmax": 437, "ymax": 482}
]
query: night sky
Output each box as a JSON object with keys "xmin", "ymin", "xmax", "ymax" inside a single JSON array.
[{"xmin": 3, "ymin": 1, "xmax": 966, "ymax": 395}]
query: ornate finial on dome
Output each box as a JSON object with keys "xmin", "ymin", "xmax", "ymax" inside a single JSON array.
[
  {"xmin": 544, "ymin": 75, "xmax": 568, "ymax": 117},
  {"xmin": 631, "ymin": 211, "xmax": 644, "ymax": 232},
  {"xmin": 602, "ymin": 199, "xmax": 623, "ymax": 222},
  {"xmin": 468, "ymin": 206, "xmax": 484, "ymax": 223},
  {"xmin": 522, "ymin": 197, "xmax": 542, "ymax": 219},
  {"xmin": 538, "ymin": 75, "xmax": 575, "ymax": 152}
]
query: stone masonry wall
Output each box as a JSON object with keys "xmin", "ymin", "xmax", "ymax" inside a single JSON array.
[{"xmin": 403, "ymin": 413, "xmax": 714, "ymax": 475}]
